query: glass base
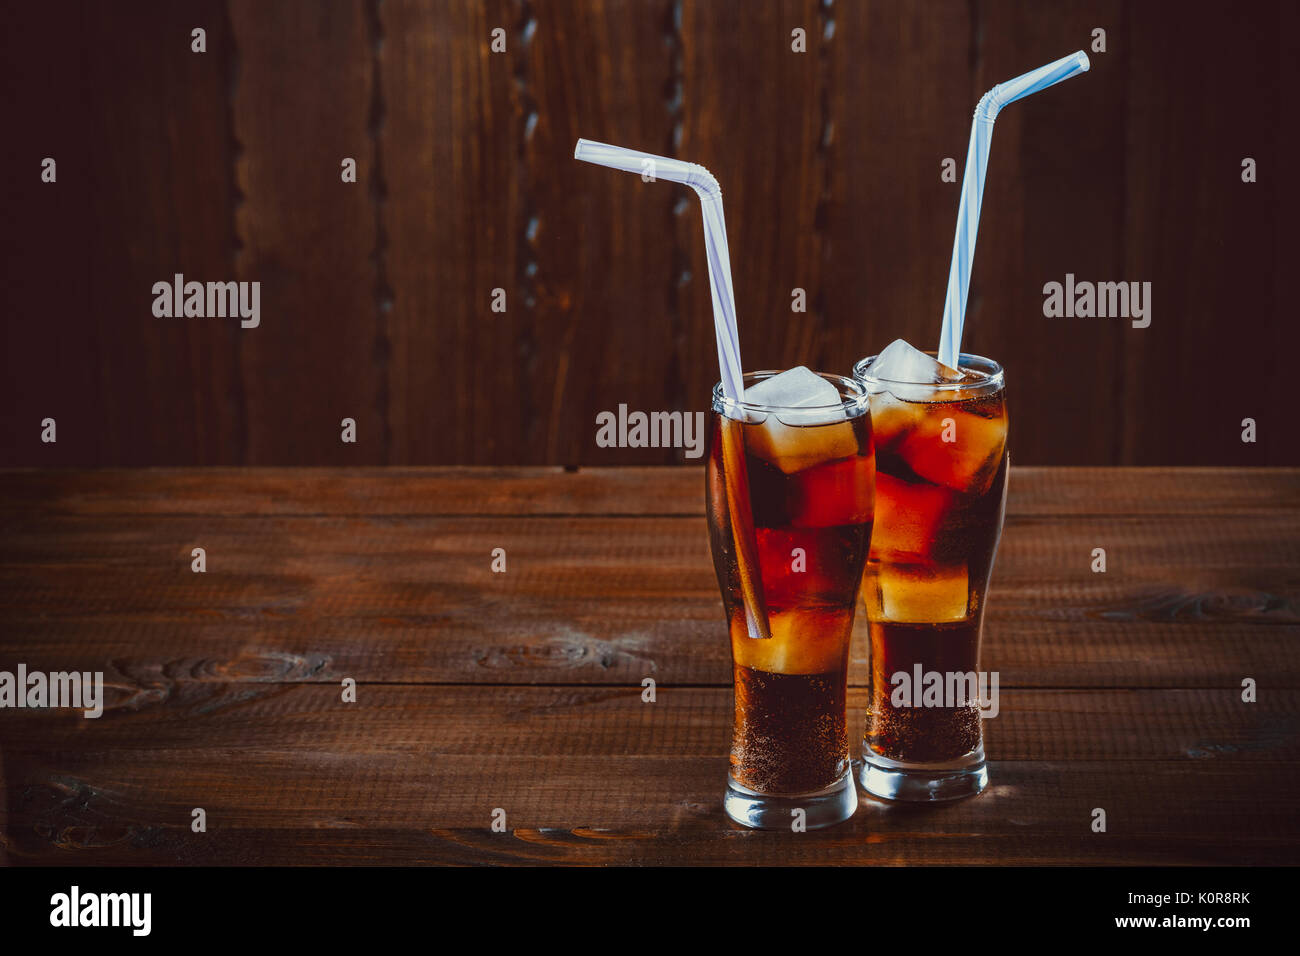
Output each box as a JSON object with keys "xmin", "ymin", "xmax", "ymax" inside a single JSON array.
[
  {"xmin": 858, "ymin": 744, "xmax": 988, "ymax": 802},
  {"xmin": 724, "ymin": 769, "xmax": 858, "ymax": 830}
]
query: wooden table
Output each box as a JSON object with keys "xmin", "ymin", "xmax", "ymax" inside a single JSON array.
[{"xmin": 1, "ymin": 467, "xmax": 1296, "ymax": 866}]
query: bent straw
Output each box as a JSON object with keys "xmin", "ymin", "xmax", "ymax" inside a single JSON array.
[
  {"xmin": 575, "ymin": 139, "xmax": 771, "ymax": 640},
  {"xmin": 938, "ymin": 50, "xmax": 1091, "ymax": 369},
  {"xmin": 575, "ymin": 140, "xmax": 745, "ymax": 400}
]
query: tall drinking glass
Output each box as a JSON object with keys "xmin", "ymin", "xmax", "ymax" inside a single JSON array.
[
  {"xmin": 707, "ymin": 371, "xmax": 874, "ymax": 829},
  {"xmin": 853, "ymin": 352, "xmax": 1008, "ymax": 801}
]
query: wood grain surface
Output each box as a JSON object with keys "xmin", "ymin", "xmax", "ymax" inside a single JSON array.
[
  {"xmin": 1, "ymin": 1, "xmax": 1295, "ymax": 467},
  {"xmin": 0, "ymin": 466, "xmax": 1296, "ymax": 865}
]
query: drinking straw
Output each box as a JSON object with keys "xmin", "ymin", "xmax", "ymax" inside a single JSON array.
[
  {"xmin": 575, "ymin": 140, "xmax": 745, "ymax": 400},
  {"xmin": 938, "ymin": 51, "xmax": 1091, "ymax": 370},
  {"xmin": 575, "ymin": 139, "xmax": 771, "ymax": 640}
]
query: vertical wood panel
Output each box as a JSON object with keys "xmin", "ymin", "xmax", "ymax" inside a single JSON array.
[
  {"xmin": 89, "ymin": 0, "xmax": 242, "ymax": 464},
  {"xmin": 977, "ymin": 0, "xmax": 1127, "ymax": 464},
  {"xmin": 0, "ymin": 1, "xmax": 92, "ymax": 464},
  {"xmin": 0, "ymin": 0, "xmax": 1295, "ymax": 467},
  {"xmin": 1121, "ymin": 3, "xmax": 1290, "ymax": 465},
  {"xmin": 678, "ymin": 0, "xmax": 824, "ymax": 382},
  {"xmin": 529, "ymin": 0, "xmax": 683, "ymax": 465},
  {"xmin": 231, "ymin": 0, "xmax": 378, "ymax": 464},
  {"xmin": 4, "ymin": 1, "xmax": 238, "ymax": 464},
  {"xmin": 382, "ymin": 0, "xmax": 519, "ymax": 464},
  {"xmin": 1278, "ymin": 4, "xmax": 1300, "ymax": 462},
  {"xmin": 829, "ymin": 0, "xmax": 973, "ymax": 379},
  {"xmin": 86, "ymin": 1, "xmax": 240, "ymax": 462}
]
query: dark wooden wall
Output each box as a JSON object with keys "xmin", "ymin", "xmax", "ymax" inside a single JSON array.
[{"xmin": 2, "ymin": 0, "xmax": 1295, "ymax": 466}]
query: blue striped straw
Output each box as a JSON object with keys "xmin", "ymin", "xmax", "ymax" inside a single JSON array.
[
  {"xmin": 574, "ymin": 139, "xmax": 745, "ymax": 402},
  {"xmin": 575, "ymin": 138, "xmax": 771, "ymax": 640},
  {"xmin": 938, "ymin": 51, "xmax": 1091, "ymax": 370}
]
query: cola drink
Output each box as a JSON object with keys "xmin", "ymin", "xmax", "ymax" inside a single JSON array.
[
  {"xmin": 854, "ymin": 348, "xmax": 1008, "ymax": 801},
  {"xmin": 706, "ymin": 369, "xmax": 874, "ymax": 828}
]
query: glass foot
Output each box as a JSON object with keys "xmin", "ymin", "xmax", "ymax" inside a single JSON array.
[
  {"xmin": 858, "ymin": 744, "xmax": 988, "ymax": 802},
  {"xmin": 723, "ymin": 769, "xmax": 857, "ymax": 830}
]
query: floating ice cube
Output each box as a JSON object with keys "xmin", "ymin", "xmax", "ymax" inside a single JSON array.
[
  {"xmin": 870, "ymin": 339, "xmax": 964, "ymax": 385},
  {"xmin": 741, "ymin": 366, "xmax": 858, "ymax": 474},
  {"xmin": 898, "ymin": 403, "xmax": 1008, "ymax": 494},
  {"xmin": 873, "ymin": 562, "xmax": 970, "ymax": 624},
  {"xmin": 731, "ymin": 606, "xmax": 854, "ymax": 674},
  {"xmin": 744, "ymin": 366, "xmax": 841, "ymax": 418},
  {"xmin": 865, "ymin": 391, "xmax": 928, "ymax": 453},
  {"xmin": 866, "ymin": 341, "xmax": 1007, "ymax": 494},
  {"xmin": 868, "ymin": 473, "xmax": 954, "ymax": 559},
  {"xmin": 863, "ymin": 338, "xmax": 977, "ymax": 403},
  {"xmin": 787, "ymin": 453, "xmax": 875, "ymax": 528}
]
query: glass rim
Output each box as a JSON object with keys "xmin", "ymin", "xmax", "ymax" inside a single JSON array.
[
  {"xmin": 853, "ymin": 350, "xmax": 1004, "ymax": 392},
  {"xmin": 710, "ymin": 369, "xmax": 869, "ymax": 416}
]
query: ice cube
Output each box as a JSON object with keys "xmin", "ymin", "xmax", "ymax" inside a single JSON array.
[
  {"xmin": 730, "ymin": 606, "xmax": 853, "ymax": 675},
  {"xmin": 742, "ymin": 366, "xmax": 858, "ymax": 474},
  {"xmin": 866, "ymin": 391, "xmax": 927, "ymax": 453},
  {"xmin": 866, "ymin": 342, "xmax": 1007, "ymax": 494},
  {"xmin": 787, "ymin": 453, "xmax": 875, "ymax": 528},
  {"xmin": 872, "ymin": 562, "xmax": 970, "ymax": 623},
  {"xmin": 898, "ymin": 404, "xmax": 1008, "ymax": 494},
  {"xmin": 865, "ymin": 339, "xmax": 965, "ymax": 402},
  {"xmin": 870, "ymin": 339, "xmax": 964, "ymax": 385},
  {"xmin": 868, "ymin": 473, "xmax": 954, "ymax": 559},
  {"xmin": 745, "ymin": 365, "xmax": 841, "ymax": 411}
]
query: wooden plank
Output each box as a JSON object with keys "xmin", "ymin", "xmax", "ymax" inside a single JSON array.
[
  {"xmin": 1280, "ymin": 3, "xmax": 1300, "ymax": 419},
  {"xmin": 1, "ymin": 511, "xmax": 1295, "ymax": 687},
  {"xmin": 828, "ymin": 0, "xmax": 974, "ymax": 380},
  {"xmin": 229, "ymin": 0, "xmax": 380, "ymax": 464},
  {"xmin": 1120, "ymin": 4, "xmax": 1289, "ymax": 465},
  {"xmin": 86, "ymin": 0, "xmax": 243, "ymax": 463},
  {"xmin": 380, "ymin": 0, "xmax": 522, "ymax": 465},
  {"xmin": 0, "ymin": 466, "xmax": 1295, "ymax": 517},
  {"xmin": 1, "ymin": 686, "xmax": 1294, "ymax": 864},
  {"xmin": 0, "ymin": 616, "xmax": 1288, "ymax": 692},
  {"xmin": 678, "ymin": 0, "xmax": 827, "ymax": 377},
  {"xmin": 2, "ymin": 1, "xmax": 241, "ymax": 465},
  {"xmin": 0, "ymin": 3, "xmax": 1294, "ymax": 471},
  {"xmin": 527, "ymin": 0, "xmax": 689, "ymax": 464},
  {"xmin": 974, "ymin": 0, "xmax": 1128, "ymax": 465},
  {"xmin": 3, "ymin": 809, "xmax": 1289, "ymax": 866},
  {"xmin": 0, "ymin": 1, "xmax": 95, "ymax": 466},
  {"xmin": 4, "ymin": 685, "xmax": 1293, "ymax": 763},
  {"xmin": 998, "ymin": 466, "xmax": 1300, "ymax": 516}
]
